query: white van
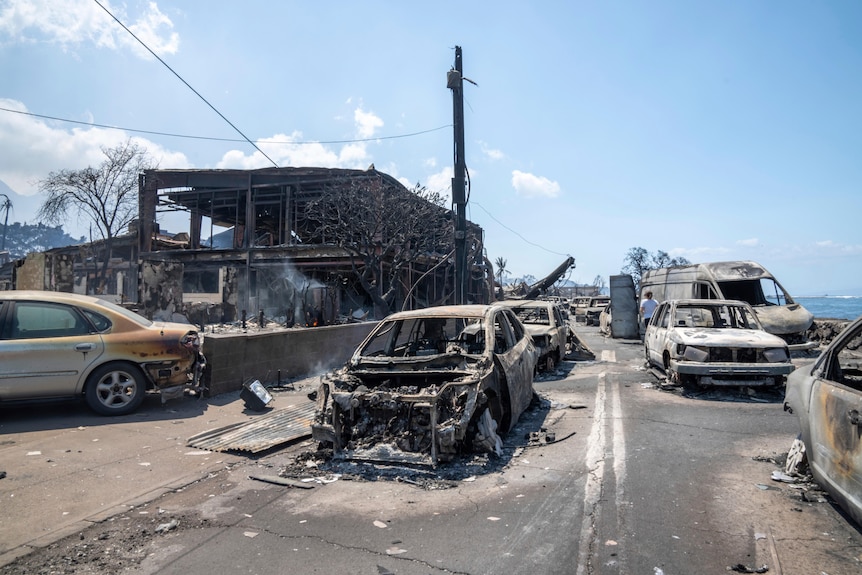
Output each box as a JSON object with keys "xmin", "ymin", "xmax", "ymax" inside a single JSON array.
[{"xmin": 640, "ymin": 261, "xmax": 815, "ymax": 350}]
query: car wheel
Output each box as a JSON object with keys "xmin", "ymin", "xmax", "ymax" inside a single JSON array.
[
  {"xmin": 85, "ymin": 362, "xmax": 147, "ymax": 416},
  {"xmin": 545, "ymin": 353, "xmax": 557, "ymax": 372}
]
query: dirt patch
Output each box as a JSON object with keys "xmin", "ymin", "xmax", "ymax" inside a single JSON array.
[{"xmin": 0, "ymin": 510, "xmax": 220, "ymax": 575}]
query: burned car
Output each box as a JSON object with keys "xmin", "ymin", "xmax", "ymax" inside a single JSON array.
[
  {"xmin": 0, "ymin": 291, "xmax": 205, "ymax": 415},
  {"xmin": 783, "ymin": 315, "xmax": 862, "ymax": 527},
  {"xmin": 584, "ymin": 296, "xmax": 611, "ymax": 326},
  {"xmin": 311, "ymin": 305, "xmax": 538, "ymax": 465},
  {"xmin": 501, "ymin": 299, "xmax": 569, "ymax": 371},
  {"xmin": 644, "ymin": 299, "xmax": 794, "ymax": 387}
]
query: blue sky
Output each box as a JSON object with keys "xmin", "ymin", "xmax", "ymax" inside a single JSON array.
[{"xmin": 1, "ymin": 1, "xmax": 861, "ymax": 295}]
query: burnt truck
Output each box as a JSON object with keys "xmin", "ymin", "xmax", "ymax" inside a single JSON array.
[{"xmin": 639, "ymin": 261, "xmax": 815, "ymax": 351}]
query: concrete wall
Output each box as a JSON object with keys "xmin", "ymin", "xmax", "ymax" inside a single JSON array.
[{"xmin": 204, "ymin": 321, "xmax": 377, "ymax": 396}]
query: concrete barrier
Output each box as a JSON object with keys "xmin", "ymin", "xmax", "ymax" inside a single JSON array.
[{"xmin": 203, "ymin": 321, "xmax": 377, "ymax": 396}]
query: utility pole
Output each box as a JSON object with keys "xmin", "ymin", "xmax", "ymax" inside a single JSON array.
[{"xmin": 448, "ymin": 46, "xmax": 468, "ymax": 305}]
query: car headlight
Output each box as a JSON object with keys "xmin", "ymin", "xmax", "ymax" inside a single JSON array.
[
  {"xmin": 763, "ymin": 348, "xmax": 789, "ymax": 362},
  {"xmin": 682, "ymin": 346, "xmax": 709, "ymax": 362}
]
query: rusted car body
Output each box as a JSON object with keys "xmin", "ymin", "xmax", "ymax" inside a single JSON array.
[
  {"xmin": 784, "ymin": 315, "xmax": 862, "ymax": 526},
  {"xmin": 0, "ymin": 291, "xmax": 205, "ymax": 415},
  {"xmin": 644, "ymin": 299, "xmax": 794, "ymax": 386},
  {"xmin": 311, "ymin": 304, "xmax": 537, "ymax": 465},
  {"xmin": 500, "ymin": 299, "xmax": 568, "ymax": 371}
]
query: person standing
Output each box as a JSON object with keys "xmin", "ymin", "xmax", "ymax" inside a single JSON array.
[{"xmin": 640, "ymin": 291, "xmax": 658, "ymax": 335}]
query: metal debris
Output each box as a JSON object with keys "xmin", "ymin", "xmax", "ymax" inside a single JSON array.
[
  {"xmin": 248, "ymin": 474, "xmax": 314, "ymax": 489},
  {"xmin": 187, "ymin": 402, "xmax": 315, "ymax": 453}
]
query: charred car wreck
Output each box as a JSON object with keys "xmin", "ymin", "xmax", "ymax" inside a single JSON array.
[{"xmin": 311, "ymin": 305, "xmax": 538, "ymax": 465}]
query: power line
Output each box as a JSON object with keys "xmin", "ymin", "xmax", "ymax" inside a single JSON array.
[
  {"xmin": 472, "ymin": 201, "xmax": 571, "ymax": 258},
  {"xmin": 0, "ymin": 105, "xmax": 451, "ymax": 145},
  {"xmin": 92, "ymin": 0, "xmax": 279, "ymax": 167}
]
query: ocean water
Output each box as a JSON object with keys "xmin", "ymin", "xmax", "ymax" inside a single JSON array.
[{"xmin": 792, "ymin": 296, "xmax": 862, "ymax": 321}]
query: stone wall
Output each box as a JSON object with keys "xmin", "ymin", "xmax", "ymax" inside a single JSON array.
[{"xmin": 203, "ymin": 321, "xmax": 377, "ymax": 396}]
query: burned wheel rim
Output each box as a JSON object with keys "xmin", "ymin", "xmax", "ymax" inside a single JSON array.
[{"xmin": 85, "ymin": 363, "xmax": 146, "ymax": 416}]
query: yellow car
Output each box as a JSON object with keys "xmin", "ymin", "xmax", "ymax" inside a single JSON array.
[{"xmin": 0, "ymin": 291, "xmax": 206, "ymax": 415}]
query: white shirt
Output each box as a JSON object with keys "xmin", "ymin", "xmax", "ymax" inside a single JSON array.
[{"xmin": 641, "ymin": 298, "xmax": 658, "ymax": 319}]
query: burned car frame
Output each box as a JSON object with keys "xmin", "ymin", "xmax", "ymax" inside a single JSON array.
[
  {"xmin": 784, "ymin": 315, "xmax": 862, "ymax": 527},
  {"xmin": 644, "ymin": 299, "xmax": 795, "ymax": 387},
  {"xmin": 311, "ymin": 305, "xmax": 538, "ymax": 465},
  {"xmin": 501, "ymin": 299, "xmax": 569, "ymax": 371}
]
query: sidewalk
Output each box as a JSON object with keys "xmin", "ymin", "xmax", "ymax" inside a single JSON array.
[{"xmin": 0, "ymin": 382, "xmax": 314, "ymax": 567}]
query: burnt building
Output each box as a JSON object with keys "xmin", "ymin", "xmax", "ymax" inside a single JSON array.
[{"xmin": 131, "ymin": 166, "xmax": 492, "ymax": 323}]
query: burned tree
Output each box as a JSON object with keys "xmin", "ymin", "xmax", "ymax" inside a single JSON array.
[
  {"xmin": 38, "ymin": 140, "xmax": 156, "ymax": 293},
  {"xmin": 622, "ymin": 247, "xmax": 690, "ymax": 289},
  {"xmin": 304, "ymin": 180, "xmax": 454, "ymax": 318}
]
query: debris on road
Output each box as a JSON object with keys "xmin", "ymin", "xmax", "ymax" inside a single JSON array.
[
  {"xmin": 248, "ymin": 474, "xmax": 315, "ymax": 489},
  {"xmin": 155, "ymin": 519, "xmax": 179, "ymax": 534},
  {"xmin": 186, "ymin": 402, "xmax": 315, "ymax": 453}
]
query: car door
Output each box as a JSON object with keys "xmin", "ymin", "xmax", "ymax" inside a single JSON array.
[
  {"xmin": 807, "ymin": 322, "xmax": 862, "ymax": 517},
  {"xmin": 0, "ymin": 300, "xmax": 105, "ymax": 399},
  {"xmin": 551, "ymin": 304, "xmax": 566, "ymax": 355},
  {"xmin": 644, "ymin": 302, "xmax": 669, "ymax": 366},
  {"xmin": 492, "ymin": 309, "xmax": 535, "ymax": 429}
]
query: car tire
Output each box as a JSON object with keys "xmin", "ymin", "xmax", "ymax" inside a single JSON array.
[
  {"xmin": 85, "ymin": 362, "xmax": 147, "ymax": 416},
  {"xmin": 545, "ymin": 352, "xmax": 557, "ymax": 372}
]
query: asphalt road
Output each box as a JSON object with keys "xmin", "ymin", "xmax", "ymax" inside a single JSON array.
[{"xmin": 1, "ymin": 325, "xmax": 861, "ymax": 574}]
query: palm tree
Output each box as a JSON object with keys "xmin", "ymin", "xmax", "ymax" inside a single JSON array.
[{"xmin": 494, "ymin": 257, "xmax": 507, "ymax": 295}]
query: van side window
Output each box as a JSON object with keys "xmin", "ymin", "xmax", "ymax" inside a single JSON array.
[{"xmin": 696, "ymin": 283, "xmax": 718, "ymax": 299}]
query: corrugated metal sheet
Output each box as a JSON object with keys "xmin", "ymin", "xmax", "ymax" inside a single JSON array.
[{"xmin": 187, "ymin": 402, "xmax": 316, "ymax": 453}]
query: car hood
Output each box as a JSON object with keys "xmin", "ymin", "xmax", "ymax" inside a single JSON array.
[
  {"xmin": 752, "ymin": 304, "xmax": 814, "ymax": 336},
  {"xmin": 673, "ymin": 328, "xmax": 788, "ymax": 347},
  {"xmin": 522, "ymin": 325, "xmax": 558, "ymax": 337}
]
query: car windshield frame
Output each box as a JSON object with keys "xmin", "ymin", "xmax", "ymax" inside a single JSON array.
[
  {"xmin": 357, "ymin": 314, "xmax": 488, "ymax": 358},
  {"xmin": 673, "ymin": 303, "xmax": 761, "ymax": 330}
]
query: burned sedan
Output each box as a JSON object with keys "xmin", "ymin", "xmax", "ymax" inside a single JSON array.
[
  {"xmin": 0, "ymin": 291, "xmax": 206, "ymax": 416},
  {"xmin": 500, "ymin": 299, "xmax": 569, "ymax": 371},
  {"xmin": 784, "ymin": 315, "xmax": 862, "ymax": 527},
  {"xmin": 644, "ymin": 299, "xmax": 794, "ymax": 387},
  {"xmin": 311, "ymin": 305, "xmax": 538, "ymax": 465}
]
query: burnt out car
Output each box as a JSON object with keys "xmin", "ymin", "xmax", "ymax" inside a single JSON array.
[
  {"xmin": 644, "ymin": 299, "xmax": 794, "ymax": 387},
  {"xmin": 501, "ymin": 299, "xmax": 569, "ymax": 371},
  {"xmin": 0, "ymin": 291, "xmax": 206, "ymax": 415},
  {"xmin": 311, "ymin": 304, "xmax": 538, "ymax": 465},
  {"xmin": 584, "ymin": 296, "xmax": 611, "ymax": 326},
  {"xmin": 784, "ymin": 315, "xmax": 862, "ymax": 527}
]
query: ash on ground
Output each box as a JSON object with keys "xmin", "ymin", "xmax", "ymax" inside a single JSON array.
[{"xmin": 278, "ymin": 393, "xmax": 565, "ymax": 490}]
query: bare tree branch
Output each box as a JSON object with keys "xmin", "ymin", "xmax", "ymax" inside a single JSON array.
[{"xmin": 37, "ymin": 140, "xmax": 156, "ymax": 293}]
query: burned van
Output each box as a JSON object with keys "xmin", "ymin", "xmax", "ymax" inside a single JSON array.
[{"xmin": 640, "ymin": 261, "xmax": 814, "ymax": 350}]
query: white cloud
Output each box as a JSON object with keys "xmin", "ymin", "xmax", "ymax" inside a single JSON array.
[
  {"xmin": 0, "ymin": 0, "xmax": 178, "ymax": 58},
  {"xmin": 479, "ymin": 141, "xmax": 504, "ymax": 161},
  {"xmin": 0, "ymin": 99, "xmax": 189, "ymax": 197},
  {"xmin": 813, "ymin": 240, "xmax": 862, "ymax": 254},
  {"xmin": 737, "ymin": 238, "xmax": 759, "ymax": 247},
  {"xmin": 426, "ymin": 167, "xmax": 454, "ymax": 204},
  {"xmin": 354, "ymin": 107, "xmax": 383, "ymax": 139},
  {"xmin": 0, "ymin": 98, "xmax": 189, "ymax": 235},
  {"xmin": 217, "ymin": 106, "xmax": 383, "ymax": 170},
  {"xmin": 511, "ymin": 170, "xmax": 560, "ymax": 198}
]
